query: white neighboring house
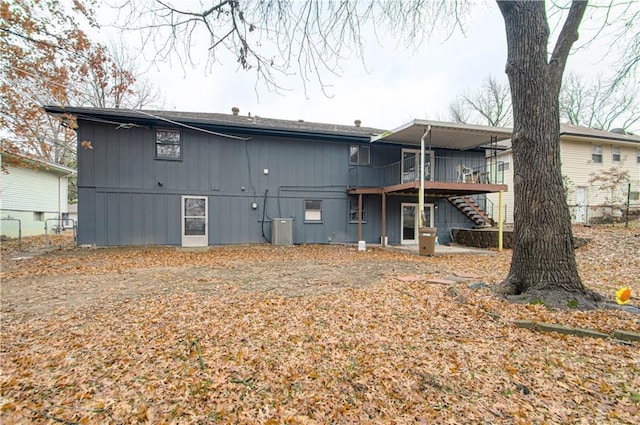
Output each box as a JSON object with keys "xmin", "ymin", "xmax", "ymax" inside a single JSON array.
[
  {"xmin": 1, "ymin": 153, "xmax": 76, "ymax": 238},
  {"xmin": 488, "ymin": 124, "xmax": 640, "ymax": 224}
]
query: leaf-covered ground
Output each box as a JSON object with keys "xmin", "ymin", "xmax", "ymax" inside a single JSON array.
[{"xmin": 1, "ymin": 225, "xmax": 638, "ymax": 424}]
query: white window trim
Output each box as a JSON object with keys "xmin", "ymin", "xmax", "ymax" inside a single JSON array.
[
  {"xmin": 304, "ymin": 200, "xmax": 322, "ymax": 222},
  {"xmin": 612, "ymin": 145, "xmax": 621, "ymax": 162},
  {"xmin": 591, "ymin": 144, "xmax": 603, "ymax": 164}
]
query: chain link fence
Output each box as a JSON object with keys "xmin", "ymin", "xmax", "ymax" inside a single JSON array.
[{"xmin": 568, "ymin": 180, "xmax": 640, "ymax": 225}]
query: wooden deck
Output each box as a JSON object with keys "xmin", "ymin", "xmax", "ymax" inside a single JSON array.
[{"xmin": 348, "ymin": 180, "xmax": 508, "ymax": 196}]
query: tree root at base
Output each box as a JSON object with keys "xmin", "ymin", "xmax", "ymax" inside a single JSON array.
[{"xmin": 493, "ymin": 282, "xmax": 605, "ymax": 311}]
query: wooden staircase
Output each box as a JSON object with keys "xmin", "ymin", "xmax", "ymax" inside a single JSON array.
[{"xmin": 448, "ymin": 196, "xmax": 494, "ymax": 227}]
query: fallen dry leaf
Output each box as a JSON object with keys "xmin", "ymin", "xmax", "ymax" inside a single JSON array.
[{"xmin": 1, "ymin": 225, "xmax": 638, "ymax": 423}]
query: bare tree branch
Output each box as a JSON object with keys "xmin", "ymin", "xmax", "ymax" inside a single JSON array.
[{"xmin": 548, "ymin": 0, "xmax": 588, "ymax": 87}]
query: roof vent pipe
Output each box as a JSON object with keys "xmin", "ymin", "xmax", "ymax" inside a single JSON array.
[
  {"xmin": 354, "ymin": 119, "xmax": 361, "ymax": 127},
  {"xmin": 232, "ymin": 107, "xmax": 239, "ymax": 116}
]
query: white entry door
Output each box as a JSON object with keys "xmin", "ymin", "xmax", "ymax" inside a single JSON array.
[
  {"xmin": 401, "ymin": 203, "xmax": 419, "ymax": 244},
  {"xmin": 575, "ymin": 188, "xmax": 586, "ymax": 223},
  {"xmin": 401, "ymin": 203, "xmax": 434, "ymax": 245},
  {"xmin": 181, "ymin": 196, "xmax": 208, "ymax": 247}
]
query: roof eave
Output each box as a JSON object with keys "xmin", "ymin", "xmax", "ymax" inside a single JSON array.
[
  {"xmin": 559, "ymin": 132, "xmax": 640, "ymax": 146},
  {"xmin": 44, "ymin": 105, "xmax": 376, "ymax": 143}
]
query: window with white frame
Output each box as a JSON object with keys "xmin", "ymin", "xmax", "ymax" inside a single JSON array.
[
  {"xmin": 349, "ymin": 145, "xmax": 370, "ymax": 165},
  {"xmin": 156, "ymin": 129, "xmax": 182, "ymax": 160},
  {"xmin": 591, "ymin": 144, "xmax": 603, "ymax": 163},
  {"xmin": 637, "ymin": 148, "xmax": 640, "ymax": 164},
  {"xmin": 304, "ymin": 200, "xmax": 322, "ymax": 222},
  {"xmin": 349, "ymin": 199, "xmax": 366, "ymax": 223},
  {"xmin": 498, "ymin": 162, "xmax": 510, "ymax": 172},
  {"xmin": 612, "ymin": 145, "xmax": 621, "ymax": 162}
]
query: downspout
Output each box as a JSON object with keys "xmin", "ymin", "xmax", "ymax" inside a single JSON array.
[
  {"xmin": 58, "ymin": 171, "xmax": 74, "ymax": 230},
  {"xmin": 419, "ymin": 126, "xmax": 431, "ymax": 228},
  {"xmin": 58, "ymin": 175, "xmax": 61, "ymax": 228}
]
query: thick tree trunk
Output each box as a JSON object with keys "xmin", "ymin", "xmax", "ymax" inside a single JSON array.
[{"xmin": 495, "ymin": 1, "xmax": 602, "ymax": 309}]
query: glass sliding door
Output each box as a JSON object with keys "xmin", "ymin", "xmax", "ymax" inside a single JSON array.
[{"xmin": 401, "ymin": 149, "xmax": 433, "ymax": 183}]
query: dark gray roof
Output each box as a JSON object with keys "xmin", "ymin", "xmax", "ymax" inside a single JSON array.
[
  {"xmin": 43, "ymin": 106, "xmax": 384, "ymax": 139},
  {"xmin": 560, "ymin": 123, "xmax": 640, "ymax": 144}
]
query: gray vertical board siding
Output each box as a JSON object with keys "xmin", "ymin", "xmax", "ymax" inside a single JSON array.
[
  {"xmin": 118, "ymin": 192, "xmax": 131, "ymax": 245},
  {"xmin": 379, "ymin": 195, "xmax": 474, "ymax": 245},
  {"xmin": 130, "ymin": 128, "xmax": 144, "ymax": 188},
  {"xmin": 434, "ymin": 197, "xmax": 477, "ymax": 244},
  {"xmin": 76, "ymin": 123, "xmax": 94, "ymax": 187},
  {"xmin": 95, "ymin": 191, "xmax": 106, "ymax": 245},
  {"xmin": 80, "ymin": 119, "xmax": 485, "ymax": 246},
  {"xmin": 345, "ymin": 194, "xmax": 383, "ymax": 243},
  {"xmin": 77, "ymin": 188, "xmax": 95, "ymax": 245},
  {"xmin": 143, "ymin": 193, "xmax": 155, "ymax": 244},
  {"xmin": 130, "ymin": 193, "xmax": 144, "ymax": 245}
]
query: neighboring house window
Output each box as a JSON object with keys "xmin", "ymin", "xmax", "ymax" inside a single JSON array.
[
  {"xmin": 156, "ymin": 130, "xmax": 181, "ymax": 160},
  {"xmin": 498, "ymin": 162, "xmax": 510, "ymax": 172},
  {"xmin": 612, "ymin": 145, "xmax": 621, "ymax": 162},
  {"xmin": 304, "ymin": 200, "xmax": 322, "ymax": 221},
  {"xmin": 349, "ymin": 199, "xmax": 366, "ymax": 223},
  {"xmin": 33, "ymin": 211, "xmax": 44, "ymax": 221},
  {"xmin": 630, "ymin": 192, "xmax": 640, "ymax": 202},
  {"xmin": 591, "ymin": 144, "xmax": 603, "ymax": 163},
  {"xmin": 349, "ymin": 145, "xmax": 370, "ymax": 165},
  {"xmin": 637, "ymin": 148, "xmax": 640, "ymax": 164}
]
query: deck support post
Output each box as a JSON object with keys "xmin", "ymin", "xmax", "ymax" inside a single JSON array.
[
  {"xmin": 358, "ymin": 193, "xmax": 363, "ymax": 242},
  {"xmin": 381, "ymin": 192, "xmax": 387, "ymax": 247},
  {"xmin": 498, "ymin": 190, "xmax": 504, "ymax": 252}
]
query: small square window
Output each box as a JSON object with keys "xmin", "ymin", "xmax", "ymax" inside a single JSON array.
[
  {"xmin": 349, "ymin": 199, "xmax": 366, "ymax": 223},
  {"xmin": 612, "ymin": 146, "xmax": 621, "ymax": 162},
  {"xmin": 304, "ymin": 200, "xmax": 322, "ymax": 221},
  {"xmin": 591, "ymin": 144, "xmax": 603, "ymax": 163},
  {"xmin": 349, "ymin": 145, "xmax": 370, "ymax": 165},
  {"xmin": 156, "ymin": 129, "xmax": 181, "ymax": 160},
  {"xmin": 33, "ymin": 211, "xmax": 44, "ymax": 221},
  {"xmin": 630, "ymin": 192, "xmax": 640, "ymax": 202}
]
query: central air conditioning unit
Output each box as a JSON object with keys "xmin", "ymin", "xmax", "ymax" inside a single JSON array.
[{"xmin": 272, "ymin": 218, "xmax": 293, "ymax": 246}]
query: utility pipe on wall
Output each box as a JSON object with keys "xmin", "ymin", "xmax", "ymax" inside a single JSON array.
[{"xmin": 419, "ymin": 126, "xmax": 431, "ymax": 228}]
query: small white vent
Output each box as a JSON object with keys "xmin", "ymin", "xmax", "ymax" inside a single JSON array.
[{"xmin": 272, "ymin": 218, "xmax": 293, "ymax": 245}]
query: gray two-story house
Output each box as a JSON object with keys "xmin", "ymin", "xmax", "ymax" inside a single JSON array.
[{"xmin": 44, "ymin": 106, "xmax": 511, "ymax": 247}]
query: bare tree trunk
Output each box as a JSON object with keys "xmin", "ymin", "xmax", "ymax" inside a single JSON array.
[{"xmin": 495, "ymin": 1, "xmax": 601, "ymax": 309}]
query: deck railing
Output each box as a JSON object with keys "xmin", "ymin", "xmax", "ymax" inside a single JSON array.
[{"xmin": 349, "ymin": 156, "xmax": 505, "ymax": 188}]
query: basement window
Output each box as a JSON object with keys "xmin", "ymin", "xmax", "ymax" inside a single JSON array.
[
  {"xmin": 349, "ymin": 199, "xmax": 367, "ymax": 223},
  {"xmin": 349, "ymin": 145, "xmax": 370, "ymax": 165},
  {"xmin": 304, "ymin": 200, "xmax": 322, "ymax": 222},
  {"xmin": 33, "ymin": 211, "xmax": 44, "ymax": 221},
  {"xmin": 591, "ymin": 144, "xmax": 603, "ymax": 164},
  {"xmin": 156, "ymin": 129, "xmax": 182, "ymax": 160}
]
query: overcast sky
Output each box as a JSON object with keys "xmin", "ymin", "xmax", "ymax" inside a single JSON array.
[{"xmin": 97, "ymin": 1, "xmax": 624, "ymax": 131}]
